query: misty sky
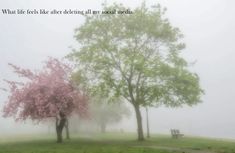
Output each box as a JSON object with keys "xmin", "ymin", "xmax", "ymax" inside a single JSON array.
[{"xmin": 0, "ymin": 0, "xmax": 235, "ymax": 139}]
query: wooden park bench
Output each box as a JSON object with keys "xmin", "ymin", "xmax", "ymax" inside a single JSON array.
[{"xmin": 170, "ymin": 129, "xmax": 184, "ymax": 138}]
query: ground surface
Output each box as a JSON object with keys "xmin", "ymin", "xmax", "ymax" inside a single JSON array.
[{"xmin": 0, "ymin": 133, "xmax": 235, "ymax": 153}]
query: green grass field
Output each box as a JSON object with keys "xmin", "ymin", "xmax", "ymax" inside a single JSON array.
[{"xmin": 0, "ymin": 133, "xmax": 235, "ymax": 153}]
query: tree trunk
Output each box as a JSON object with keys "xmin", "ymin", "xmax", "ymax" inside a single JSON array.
[
  {"xmin": 101, "ymin": 122, "xmax": 106, "ymax": 133},
  {"xmin": 65, "ymin": 118, "xmax": 70, "ymax": 140},
  {"xmin": 134, "ymin": 104, "xmax": 144, "ymax": 141},
  {"xmin": 146, "ymin": 107, "xmax": 150, "ymax": 138},
  {"xmin": 56, "ymin": 126, "xmax": 63, "ymax": 143},
  {"xmin": 56, "ymin": 112, "xmax": 66, "ymax": 143}
]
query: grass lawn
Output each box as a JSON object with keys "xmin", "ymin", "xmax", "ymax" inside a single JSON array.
[{"xmin": 0, "ymin": 132, "xmax": 235, "ymax": 153}]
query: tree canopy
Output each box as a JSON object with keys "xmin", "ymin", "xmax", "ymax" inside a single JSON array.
[
  {"xmin": 68, "ymin": 3, "xmax": 204, "ymax": 141},
  {"xmin": 2, "ymin": 58, "xmax": 88, "ymax": 142},
  {"xmin": 90, "ymin": 97, "xmax": 130, "ymax": 133}
]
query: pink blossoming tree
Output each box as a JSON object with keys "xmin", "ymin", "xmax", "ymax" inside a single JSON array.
[{"xmin": 2, "ymin": 58, "xmax": 88, "ymax": 143}]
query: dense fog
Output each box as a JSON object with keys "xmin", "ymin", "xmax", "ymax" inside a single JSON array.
[{"xmin": 1, "ymin": 0, "xmax": 235, "ymax": 140}]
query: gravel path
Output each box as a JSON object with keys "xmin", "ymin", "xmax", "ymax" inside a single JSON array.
[{"xmin": 135, "ymin": 145, "xmax": 216, "ymax": 153}]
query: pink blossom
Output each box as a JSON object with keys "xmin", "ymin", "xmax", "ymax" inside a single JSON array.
[{"xmin": 3, "ymin": 58, "xmax": 89, "ymax": 122}]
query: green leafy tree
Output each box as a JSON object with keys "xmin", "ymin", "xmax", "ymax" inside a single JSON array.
[
  {"xmin": 90, "ymin": 97, "xmax": 130, "ymax": 133},
  {"xmin": 68, "ymin": 3, "xmax": 204, "ymax": 141}
]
